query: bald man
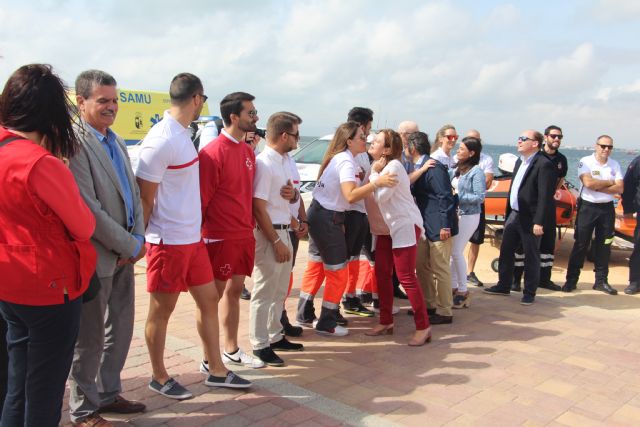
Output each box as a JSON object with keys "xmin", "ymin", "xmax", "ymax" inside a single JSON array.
[{"xmin": 398, "ymin": 121, "xmax": 419, "ymax": 173}]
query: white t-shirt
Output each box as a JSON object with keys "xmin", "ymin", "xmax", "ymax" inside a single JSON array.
[
  {"xmin": 452, "ymin": 152, "xmax": 494, "ymax": 176},
  {"xmin": 287, "ymin": 153, "xmax": 301, "ymax": 219},
  {"xmin": 370, "ymin": 159, "xmax": 425, "ymax": 248},
  {"xmin": 578, "ymin": 154, "xmax": 623, "ymax": 203},
  {"xmin": 253, "ymin": 146, "xmax": 293, "ymax": 225},
  {"xmin": 432, "ymin": 147, "xmax": 454, "ymax": 169},
  {"xmin": 136, "ymin": 111, "xmax": 202, "ymax": 244},
  {"xmin": 348, "ymin": 152, "xmax": 370, "ymax": 214},
  {"xmin": 197, "ymin": 121, "xmax": 219, "ymax": 152},
  {"xmin": 313, "ymin": 150, "xmax": 357, "ymax": 212}
]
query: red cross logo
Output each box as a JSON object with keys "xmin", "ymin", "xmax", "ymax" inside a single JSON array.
[{"xmin": 219, "ymin": 264, "xmax": 232, "ymax": 276}]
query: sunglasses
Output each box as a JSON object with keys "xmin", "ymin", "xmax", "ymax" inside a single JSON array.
[
  {"xmin": 247, "ymin": 109, "xmax": 258, "ymax": 118},
  {"xmin": 196, "ymin": 93, "xmax": 208, "ymax": 102},
  {"xmin": 547, "ymin": 134, "xmax": 563, "ymax": 140},
  {"xmin": 597, "ymin": 144, "xmax": 614, "ymax": 150},
  {"xmin": 518, "ymin": 136, "xmax": 535, "ymax": 142},
  {"xmin": 445, "ymin": 135, "xmax": 459, "ymax": 141},
  {"xmin": 285, "ymin": 131, "xmax": 300, "ymax": 141}
]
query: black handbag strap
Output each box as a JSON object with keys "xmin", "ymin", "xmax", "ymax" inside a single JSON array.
[{"xmin": 0, "ymin": 136, "xmax": 22, "ymax": 148}]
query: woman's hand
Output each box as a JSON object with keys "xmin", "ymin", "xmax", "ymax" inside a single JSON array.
[
  {"xmin": 420, "ymin": 159, "xmax": 436, "ymax": 172},
  {"xmin": 372, "ymin": 156, "xmax": 387, "ymax": 173}
]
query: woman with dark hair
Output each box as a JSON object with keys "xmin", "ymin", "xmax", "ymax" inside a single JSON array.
[
  {"xmin": 449, "ymin": 136, "xmax": 485, "ymax": 309},
  {"xmin": 296, "ymin": 122, "xmax": 396, "ymax": 337},
  {"xmin": 0, "ymin": 64, "xmax": 96, "ymax": 426},
  {"xmin": 365, "ymin": 130, "xmax": 431, "ymax": 346}
]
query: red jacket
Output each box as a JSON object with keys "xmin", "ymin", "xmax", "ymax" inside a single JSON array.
[{"xmin": 0, "ymin": 128, "xmax": 96, "ymax": 305}]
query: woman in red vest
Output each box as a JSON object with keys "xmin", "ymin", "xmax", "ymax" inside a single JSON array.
[{"xmin": 0, "ymin": 64, "xmax": 96, "ymax": 427}]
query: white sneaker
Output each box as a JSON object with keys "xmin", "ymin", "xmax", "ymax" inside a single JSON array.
[
  {"xmin": 313, "ymin": 320, "xmax": 349, "ymax": 337},
  {"xmin": 222, "ymin": 348, "xmax": 266, "ymax": 369},
  {"xmin": 199, "ymin": 360, "xmax": 209, "ymax": 374}
]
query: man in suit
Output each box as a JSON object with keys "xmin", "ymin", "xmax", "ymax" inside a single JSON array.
[
  {"xmin": 410, "ymin": 132, "xmax": 458, "ymax": 324},
  {"xmin": 484, "ymin": 130, "xmax": 555, "ymax": 305},
  {"xmin": 69, "ymin": 70, "xmax": 146, "ymax": 427}
]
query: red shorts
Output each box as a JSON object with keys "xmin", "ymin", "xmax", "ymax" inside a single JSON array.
[
  {"xmin": 145, "ymin": 240, "xmax": 213, "ymax": 293},
  {"xmin": 205, "ymin": 237, "xmax": 255, "ymax": 281}
]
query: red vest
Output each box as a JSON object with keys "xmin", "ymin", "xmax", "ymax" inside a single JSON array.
[{"xmin": 0, "ymin": 129, "xmax": 96, "ymax": 305}]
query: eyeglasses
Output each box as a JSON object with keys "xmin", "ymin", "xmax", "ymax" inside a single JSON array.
[
  {"xmin": 247, "ymin": 109, "xmax": 258, "ymax": 118},
  {"xmin": 547, "ymin": 134, "xmax": 563, "ymax": 140},
  {"xmin": 196, "ymin": 94, "xmax": 208, "ymax": 103},
  {"xmin": 518, "ymin": 136, "xmax": 535, "ymax": 143},
  {"xmin": 445, "ymin": 135, "xmax": 459, "ymax": 141},
  {"xmin": 597, "ymin": 144, "xmax": 614, "ymax": 150},
  {"xmin": 285, "ymin": 131, "xmax": 300, "ymax": 141}
]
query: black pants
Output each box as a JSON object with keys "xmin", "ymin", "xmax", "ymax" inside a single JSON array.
[
  {"xmin": 566, "ymin": 200, "xmax": 615, "ymax": 284},
  {"xmin": 0, "ymin": 297, "xmax": 82, "ymax": 427},
  {"xmin": 344, "ymin": 210, "xmax": 369, "ymax": 259},
  {"xmin": 0, "ymin": 317, "xmax": 7, "ymax": 416},
  {"xmin": 497, "ymin": 211, "xmax": 541, "ymax": 297},
  {"xmin": 630, "ymin": 218, "xmax": 640, "ymax": 285},
  {"xmin": 513, "ymin": 219, "xmax": 556, "ymax": 286}
]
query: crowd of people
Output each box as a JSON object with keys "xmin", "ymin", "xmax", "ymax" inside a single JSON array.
[{"xmin": 1, "ymin": 63, "xmax": 639, "ymax": 426}]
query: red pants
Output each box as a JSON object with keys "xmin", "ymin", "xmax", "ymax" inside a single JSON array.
[{"xmin": 375, "ymin": 229, "xmax": 429, "ymax": 330}]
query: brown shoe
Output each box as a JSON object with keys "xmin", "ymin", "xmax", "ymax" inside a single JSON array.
[
  {"xmin": 72, "ymin": 413, "xmax": 113, "ymax": 427},
  {"xmin": 98, "ymin": 394, "xmax": 146, "ymax": 414}
]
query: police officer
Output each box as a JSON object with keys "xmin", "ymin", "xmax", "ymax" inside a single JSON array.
[
  {"xmin": 622, "ymin": 154, "xmax": 640, "ymax": 295},
  {"xmin": 562, "ymin": 135, "xmax": 624, "ymax": 294}
]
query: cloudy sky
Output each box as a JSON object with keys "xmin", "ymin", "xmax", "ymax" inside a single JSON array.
[{"xmin": 1, "ymin": 0, "xmax": 640, "ymax": 148}]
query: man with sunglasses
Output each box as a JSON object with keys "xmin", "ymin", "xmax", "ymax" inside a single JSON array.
[
  {"xmin": 512, "ymin": 125, "xmax": 568, "ymax": 292},
  {"xmin": 562, "ymin": 135, "xmax": 623, "ymax": 294},
  {"xmin": 484, "ymin": 130, "xmax": 555, "ymax": 305}
]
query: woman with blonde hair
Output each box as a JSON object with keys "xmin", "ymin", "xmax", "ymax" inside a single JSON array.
[
  {"xmin": 296, "ymin": 122, "xmax": 396, "ymax": 336},
  {"xmin": 365, "ymin": 129, "xmax": 431, "ymax": 346},
  {"xmin": 431, "ymin": 124, "xmax": 458, "ymax": 169}
]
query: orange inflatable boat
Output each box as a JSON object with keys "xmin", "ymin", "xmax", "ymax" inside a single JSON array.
[
  {"xmin": 615, "ymin": 201, "xmax": 637, "ymax": 242},
  {"xmin": 484, "ymin": 175, "xmax": 578, "ymax": 227}
]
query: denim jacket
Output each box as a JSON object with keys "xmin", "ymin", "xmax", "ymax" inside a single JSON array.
[{"xmin": 450, "ymin": 165, "xmax": 486, "ymax": 215}]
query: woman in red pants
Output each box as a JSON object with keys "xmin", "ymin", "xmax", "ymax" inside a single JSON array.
[{"xmin": 365, "ymin": 129, "xmax": 431, "ymax": 346}]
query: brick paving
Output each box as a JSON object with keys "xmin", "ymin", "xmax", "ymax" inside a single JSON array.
[{"xmin": 61, "ymin": 233, "xmax": 640, "ymax": 426}]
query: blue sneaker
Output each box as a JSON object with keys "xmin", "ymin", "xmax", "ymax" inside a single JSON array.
[{"xmin": 148, "ymin": 377, "xmax": 192, "ymax": 400}]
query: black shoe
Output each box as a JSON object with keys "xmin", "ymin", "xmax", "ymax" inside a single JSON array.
[
  {"xmin": 520, "ymin": 294, "xmax": 535, "ymax": 305},
  {"xmin": 342, "ymin": 297, "xmax": 374, "ymax": 317},
  {"xmin": 467, "ymin": 272, "xmax": 484, "ymax": 287},
  {"xmin": 280, "ymin": 310, "xmax": 303, "ymax": 337},
  {"xmin": 358, "ymin": 292, "xmax": 373, "ymax": 305},
  {"xmin": 511, "ymin": 282, "xmax": 522, "ymax": 292},
  {"xmin": 336, "ymin": 310, "xmax": 348, "ymax": 326},
  {"xmin": 393, "ymin": 288, "xmax": 409, "ymax": 299},
  {"xmin": 561, "ymin": 282, "xmax": 577, "ymax": 293},
  {"xmin": 593, "ymin": 281, "xmax": 618, "ymax": 295},
  {"xmin": 624, "ymin": 282, "xmax": 639, "ymax": 295},
  {"xmin": 271, "ymin": 337, "xmax": 304, "ymax": 352},
  {"xmin": 295, "ymin": 299, "xmax": 317, "ymax": 327},
  {"xmin": 429, "ymin": 313, "xmax": 453, "ymax": 325},
  {"xmin": 240, "ymin": 286, "xmax": 251, "ymax": 300},
  {"xmin": 483, "ymin": 285, "xmax": 510, "ymax": 296},
  {"xmin": 408, "ymin": 308, "xmax": 435, "ymax": 316},
  {"xmin": 539, "ymin": 281, "xmax": 562, "ymax": 291},
  {"xmin": 253, "ymin": 347, "xmax": 284, "ymax": 367}
]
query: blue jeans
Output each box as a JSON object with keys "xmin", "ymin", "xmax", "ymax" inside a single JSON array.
[{"xmin": 0, "ymin": 296, "xmax": 82, "ymax": 427}]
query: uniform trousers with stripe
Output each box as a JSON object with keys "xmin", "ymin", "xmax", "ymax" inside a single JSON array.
[{"xmin": 513, "ymin": 217, "xmax": 556, "ymax": 286}]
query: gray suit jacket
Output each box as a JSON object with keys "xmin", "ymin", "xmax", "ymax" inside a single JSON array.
[{"xmin": 70, "ymin": 121, "xmax": 144, "ymax": 278}]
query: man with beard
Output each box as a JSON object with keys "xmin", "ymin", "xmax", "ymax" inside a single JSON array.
[
  {"xmin": 199, "ymin": 92, "xmax": 295, "ymax": 370},
  {"xmin": 249, "ymin": 112, "xmax": 305, "ymax": 366},
  {"xmin": 512, "ymin": 125, "xmax": 568, "ymax": 292},
  {"xmin": 137, "ymin": 75, "xmax": 251, "ymax": 400}
]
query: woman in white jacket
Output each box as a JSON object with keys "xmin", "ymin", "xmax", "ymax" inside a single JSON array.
[{"xmin": 366, "ymin": 129, "xmax": 431, "ymax": 346}]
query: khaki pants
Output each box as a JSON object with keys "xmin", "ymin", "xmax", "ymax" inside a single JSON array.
[
  {"xmin": 416, "ymin": 238, "xmax": 453, "ymax": 316},
  {"xmin": 250, "ymin": 229, "xmax": 293, "ymax": 350}
]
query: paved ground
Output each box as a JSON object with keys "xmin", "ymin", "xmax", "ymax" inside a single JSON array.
[{"xmin": 61, "ymin": 232, "xmax": 640, "ymax": 426}]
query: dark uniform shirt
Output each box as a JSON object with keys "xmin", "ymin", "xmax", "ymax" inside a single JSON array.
[{"xmin": 543, "ymin": 149, "xmax": 568, "ymax": 185}]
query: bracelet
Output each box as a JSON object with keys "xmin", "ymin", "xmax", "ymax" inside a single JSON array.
[{"xmin": 272, "ymin": 237, "xmax": 281, "ymax": 245}]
